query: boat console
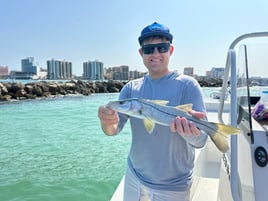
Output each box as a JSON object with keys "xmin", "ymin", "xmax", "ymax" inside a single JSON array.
[{"xmin": 217, "ymin": 32, "xmax": 268, "ymax": 201}]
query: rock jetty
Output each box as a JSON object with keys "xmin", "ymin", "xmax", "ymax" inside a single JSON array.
[
  {"xmin": 0, "ymin": 78, "xmax": 223, "ymax": 102},
  {"xmin": 0, "ymin": 80, "xmax": 126, "ymax": 102}
]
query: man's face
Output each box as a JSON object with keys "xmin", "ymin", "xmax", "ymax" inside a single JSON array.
[{"xmin": 139, "ymin": 38, "xmax": 174, "ymax": 79}]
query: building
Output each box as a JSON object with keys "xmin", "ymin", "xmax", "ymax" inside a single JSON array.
[
  {"xmin": 0, "ymin": 66, "xmax": 8, "ymax": 76},
  {"xmin": 47, "ymin": 59, "xmax": 72, "ymax": 79},
  {"xmin": 209, "ymin": 67, "xmax": 225, "ymax": 79},
  {"xmin": 183, "ymin": 67, "xmax": 194, "ymax": 77},
  {"xmin": 103, "ymin": 66, "xmax": 144, "ymax": 80},
  {"xmin": 83, "ymin": 60, "xmax": 104, "ymax": 80},
  {"xmin": 39, "ymin": 68, "xmax": 47, "ymax": 79},
  {"xmin": 103, "ymin": 67, "xmax": 113, "ymax": 80},
  {"xmin": 112, "ymin": 65, "xmax": 129, "ymax": 80},
  {"xmin": 19, "ymin": 57, "xmax": 40, "ymax": 79},
  {"xmin": 119, "ymin": 65, "xmax": 129, "ymax": 80},
  {"xmin": 129, "ymin": 70, "xmax": 145, "ymax": 80},
  {"xmin": 9, "ymin": 71, "xmax": 32, "ymax": 79},
  {"xmin": 21, "ymin": 57, "xmax": 39, "ymax": 75}
]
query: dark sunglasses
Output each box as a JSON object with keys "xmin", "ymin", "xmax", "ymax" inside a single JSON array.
[{"xmin": 141, "ymin": 43, "xmax": 170, "ymax": 54}]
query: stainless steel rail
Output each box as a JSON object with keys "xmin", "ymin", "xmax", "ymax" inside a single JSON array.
[{"xmin": 218, "ymin": 32, "xmax": 268, "ymax": 201}]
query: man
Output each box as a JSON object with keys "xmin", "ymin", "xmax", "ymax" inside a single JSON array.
[{"xmin": 98, "ymin": 22, "xmax": 207, "ymax": 201}]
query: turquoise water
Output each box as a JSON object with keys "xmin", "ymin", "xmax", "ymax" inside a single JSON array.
[
  {"xmin": 1, "ymin": 86, "xmax": 266, "ymax": 201},
  {"xmin": 0, "ymin": 93, "xmax": 131, "ymax": 201}
]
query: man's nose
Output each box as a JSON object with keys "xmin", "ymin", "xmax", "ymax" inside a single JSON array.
[{"xmin": 152, "ymin": 47, "xmax": 160, "ymax": 55}]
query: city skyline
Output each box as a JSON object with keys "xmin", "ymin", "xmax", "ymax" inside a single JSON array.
[
  {"xmin": 2, "ymin": 56, "xmax": 223, "ymax": 77},
  {"xmin": 1, "ymin": 1, "xmax": 268, "ymax": 77}
]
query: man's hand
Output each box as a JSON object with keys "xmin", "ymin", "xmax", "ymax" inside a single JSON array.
[
  {"xmin": 170, "ymin": 110, "xmax": 206, "ymax": 136},
  {"xmin": 98, "ymin": 106, "xmax": 119, "ymax": 135}
]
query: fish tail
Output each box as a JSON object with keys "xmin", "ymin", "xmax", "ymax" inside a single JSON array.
[
  {"xmin": 208, "ymin": 122, "xmax": 240, "ymax": 153},
  {"xmin": 210, "ymin": 133, "xmax": 229, "ymax": 153},
  {"xmin": 215, "ymin": 123, "xmax": 240, "ymax": 136}
]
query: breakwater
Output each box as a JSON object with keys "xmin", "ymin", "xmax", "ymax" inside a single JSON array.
[
  {"xmin": 0, "ymin": 80, "xmax": 126, "ymax": 102},
  {"xmin": 0, "ymin": 78, "xmax": 223, "ymax": 102}
]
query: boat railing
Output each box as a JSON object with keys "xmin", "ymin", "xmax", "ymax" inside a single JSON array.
[{"xmin": 218, "ymin": 32, "xmax": 268, "ymax": 201}]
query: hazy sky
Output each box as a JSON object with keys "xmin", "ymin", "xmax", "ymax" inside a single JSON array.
[{"xmin": 1, "ymin": 0, "xmax": 268, "ymax": 76}]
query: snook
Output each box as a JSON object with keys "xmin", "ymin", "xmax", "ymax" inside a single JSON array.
[{"xmin": 107, "ymin": 98, "xmax": 240, "ymax": 153}]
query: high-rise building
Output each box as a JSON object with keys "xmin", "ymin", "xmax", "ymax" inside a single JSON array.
[
  {"xmin": 21, "ymin": 57, "xmax": 39, "ymax": 76},
  {"xmin": 129, "ymin": 70, "xmax": 145, "ymax": 80},
  {"xmin": 112, "ymin": 67, "xmax": 121, "ymax": 80},
  {"xmin": 119, "ymin": 65, "xmax": 129, "ymax": 80},
  {"xmin": 210, "ymin": 67, "xmax": 225, "ymax": 79},
  {"xmin": 111, "ymin": 65, "xmax": 129, "ymax": 80},
  {"xmin": 83, "ymin": 60, "xmax": 104, "ymax": 80},
  {"xmin": 47, "ymin": 59, "xmax": 72, "ymax": 79}
]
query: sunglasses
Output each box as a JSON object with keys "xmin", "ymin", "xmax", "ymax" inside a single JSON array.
[{"xmin": 141, "ymin": 43, "xmax": 170, "ymax": 54}]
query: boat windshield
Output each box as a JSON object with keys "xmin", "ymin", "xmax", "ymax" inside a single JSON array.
[
  {"xmin": 236, "ymin": 41, "xmax": 268, "ymax": 139},
  {"xmin": 236, "ymin": 44, "xmax": 254, "ymax": 137}
]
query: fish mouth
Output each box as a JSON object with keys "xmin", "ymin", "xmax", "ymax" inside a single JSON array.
[{"xmin": 106, "ymin": 103, "xmax": 118, "ymax": 110}]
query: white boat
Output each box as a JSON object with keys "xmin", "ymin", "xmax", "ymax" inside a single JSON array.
[
  {"xmin": 209, "ymin": 89, "xmax": 229, "ymax": 100},
  {"xmin": 111, "ymin": 32, "xmax": 268, "ymax": 201}
]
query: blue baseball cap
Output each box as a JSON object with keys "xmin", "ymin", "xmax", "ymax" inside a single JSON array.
[{"xmin": 138, "ymin": 22, "xmax": 173, "ymax": 45}]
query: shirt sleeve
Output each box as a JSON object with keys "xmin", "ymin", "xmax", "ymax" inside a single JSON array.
[
  {"xmin": 181, "ymin": 78, "xmax": 208, "ymax": 148},
  {"xmin": 183, "ymin": 131, "xmax": 208, "ymax": 148}
]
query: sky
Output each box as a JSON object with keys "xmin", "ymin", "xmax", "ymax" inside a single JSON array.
[{"xmin": 1, "ymin": 0, "xmax": 268, "ymax": 76}]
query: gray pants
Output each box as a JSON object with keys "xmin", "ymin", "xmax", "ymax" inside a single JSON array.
[{"xmin": 123, "ymin": 165, "xmax": 190, "ymax": 201}]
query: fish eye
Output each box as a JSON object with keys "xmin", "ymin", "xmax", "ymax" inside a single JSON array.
[{"xmin": 119, "ymin": 101, "xmax": 125, "ymax": 105}]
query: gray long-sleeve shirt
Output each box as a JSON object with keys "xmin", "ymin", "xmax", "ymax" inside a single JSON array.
[{"xmin": 116, "ymin": 70, "xmax": 208, "ymax": 191}]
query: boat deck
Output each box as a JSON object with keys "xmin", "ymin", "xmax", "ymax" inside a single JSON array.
[{"xmin": 110, "ymin": 168, "xmax": 221, "ymax": 201}]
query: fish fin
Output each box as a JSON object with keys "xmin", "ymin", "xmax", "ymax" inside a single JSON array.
[
  {"xmin": 210, "ymin": 133, "xmax": 230, "ymax": 153},
  {"xmin": 208, "ymin": 122, "xmax": 240, "ymax": 153},
  {"xmin": 215, "ymin": 123, "xmax": 240, "ymax": 136},
  {"xmin": 143, "ymin": 118, "xmax": 155, "ymax": 134},
  {"xmin": 151, "ymin": 100, "xmax": 169, "ymax": 105},
  {"xmin": 175, "ymin": 104, "xmax": 193, "ymax": 112}
]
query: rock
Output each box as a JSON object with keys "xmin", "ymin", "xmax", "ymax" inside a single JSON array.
[
  {"xmin": 0, "ymin": 94, "xmax": 12, "ymax": 101},
  {"xmin": 25, "ymin": 85, "xmax": 33, "ymax": 94},
  {"xmin": 32, "ymin": 86, "xmax": 43, "ymax": 96},
  {"xmin": 0, "ymin": 83, "xmax": 8, "ymax": 95},
  {"xmin": 25, "ymin": 93, "xmax": 37, "ymax": 99},
  {"xmin": 0, "ymin": 80, "xmax": 128, "ymax": 102},
  {"xmin": 10, "ymin": 82, "xmax": 25, "ymax": 93},
  {"xmin": 59, "ymin": 89, "xmax": 67, "ymax": 95},
  {"xmin": 40, "ymin": 84, "xmax": 49, "ymax": 93},
  {"xmin": 77, "ymin": 79, "xmax": 87, "ymax": 87},
  {"xmin": 97, "ymin": 85, "xmax": 107, "ymax": 93},
  {"xmin": 109, "ymin": 87, "xmax": 120, "ymax": 93},
  {"xmin": 15, "ymin": 89, "xmax": 27, "ymax": 97},
  {"xmin": 65, "ymin": 82, "xmax": 76, "ymax": 90},
  {"xmin": 48, "ymin": 84, "xmax": 58, "ymax": 93}
]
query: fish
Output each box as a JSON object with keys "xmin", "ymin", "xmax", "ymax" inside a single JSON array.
[{"xmin": 107, "ymin": 98, "xmax": 240, "ymax": 153}]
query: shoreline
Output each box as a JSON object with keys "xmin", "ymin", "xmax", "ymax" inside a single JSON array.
[
  {"xmin": 0, "ymin": 78, "xmax": 224, "ymax": 102},
  {"xmin": 0, "ymin": 80, "xmax": 126, "ymax": 102}
]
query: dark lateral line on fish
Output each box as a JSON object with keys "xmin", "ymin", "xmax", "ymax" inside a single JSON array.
[
  {"xmin": 139, "ymin": 99, "xmax": 209, "ymax": 129},
  {"xmin": 140, "ymin": 100, "xmax": 177, "ymax": 117}
]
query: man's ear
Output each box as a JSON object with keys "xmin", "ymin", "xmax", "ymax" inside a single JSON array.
[
  {"xmin": 139, "ymin": 48, "xmax": 143, "ymax": 56},
  {"xmin": 169, "ymin": 45, "xmax": 174, "ymax": 55}
]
